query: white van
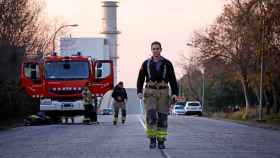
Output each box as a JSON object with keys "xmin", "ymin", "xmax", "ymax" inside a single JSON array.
[
  {"xmin": 172, "ymin": 102, "xmax": 186, "ymax": 115},
  {"xmin": 184, "ymin": 101, "xmax": 203, "ymax": 116}
]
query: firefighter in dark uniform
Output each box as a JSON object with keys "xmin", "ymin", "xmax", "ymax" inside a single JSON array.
[
  {"xmin": 137, "ymin": 41, "xmax": 178, "ymax": 149},
  {"xmin": 111, "ymin": 81, "xmax": 128, "ymax": 125}
]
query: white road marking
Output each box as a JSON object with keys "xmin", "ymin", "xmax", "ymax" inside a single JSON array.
[
  {"xmin": 138, "ymin": 98, "xmax": 171, "ymax": 158},
  {"xmin": 137, "ymin": 115, "xmax": 171, "ymax": 158},
  {"xmin": 138, "ymin": 115, "xmax": 146, "ymax": 130},
  {"xmin": 160, "ymin": 149, "xmax": 172, "ymax": 158}
]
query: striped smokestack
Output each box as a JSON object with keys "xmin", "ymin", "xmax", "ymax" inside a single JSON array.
[{"xmin": 101, "ymin": 1, "xmax": 120, "ymax": 86}]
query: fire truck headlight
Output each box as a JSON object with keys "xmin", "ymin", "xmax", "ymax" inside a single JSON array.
[{"xmin": 52, "ymin": 88, "xmax": 57, "ymax": 91}]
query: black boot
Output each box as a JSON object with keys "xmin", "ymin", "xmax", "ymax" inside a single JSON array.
[
  {"xmin": 121, "ymin": 110, "xmax": 126, "ymax": 124},
  {"xmin": 158, "ymin": 140, "xmax": 166, "ymax": 149},
  {"xmin": 113, "ymin": 120, "xmax": 117, "ymax": 125},
  {"xmin": 121, "ymin": 118, "xmax": 125, "ymax": 124},
  {"xmin": 113, "ymin": 117, "xmax": 117, "ymax": 125},
  {"xmin": 149, "ymin": 137, "xmax": 157, "ymax": 149}
]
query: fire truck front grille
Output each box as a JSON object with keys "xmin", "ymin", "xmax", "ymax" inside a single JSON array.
[{"xmin": 49, "ymin": 88, "xmax": 83, "ymax": 95}]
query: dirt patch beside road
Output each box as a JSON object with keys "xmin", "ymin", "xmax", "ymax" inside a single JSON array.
[{"xmin": 0, "ymin": 118, "xmax": 24, "ymax": 130}]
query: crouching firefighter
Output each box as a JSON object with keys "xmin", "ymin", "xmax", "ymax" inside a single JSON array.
[
  {"xmin": 112, "ymin": 81, "xmax": 128, "ymax": 125},
  {"xmin": 24, "ymin": 112, "xmax": 51, "ymax": 126},
  {"xmin": 137, "ymin": 41, "xmax": 178, "ymax": 149}
]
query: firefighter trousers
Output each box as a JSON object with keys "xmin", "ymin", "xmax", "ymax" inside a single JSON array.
[
  {"xmin": 143, "ymin": 87, "xmax": 169, "ymax": 141},
  {"xmin": 84, "ymin": 104, "xmax": 97, "ymax": 122},
  {"xmin": 113, "ymin": 101, "xmax": 126, "ymax": 122}
]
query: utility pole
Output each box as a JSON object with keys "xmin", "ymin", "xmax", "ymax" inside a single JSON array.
[
  {"xmin": 200, "ymin": 66, "xmax": 205, "ymax": 108},
  {"xmin": 258, "ymin": 0, "xmax": 265, "ymax": 121}
]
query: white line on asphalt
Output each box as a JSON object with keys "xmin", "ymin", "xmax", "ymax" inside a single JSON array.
[
  {"xmin": 138, "ymin": 115, "xmax": 146, "ymax": 130},
  {"xmin": 160, "ymin": 149, "xmax": 171, "ymax": 158},
  {"xmin": 137, "ymin": 115, "xmax": 171, "ymax": 158}
]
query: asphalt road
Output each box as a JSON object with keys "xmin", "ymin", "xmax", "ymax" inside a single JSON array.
[
  {"xmin": 0, "ymin": 114, "xmax": 280, "ymax": 158},
  {"xmin": 0, "ymin": 89, "xmax": 279, "ymax": 158}
]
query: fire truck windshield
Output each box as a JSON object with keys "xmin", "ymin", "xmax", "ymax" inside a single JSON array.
[{"xmin": 45, "ymin": 61, "xmax": 89, "ymax": 80}]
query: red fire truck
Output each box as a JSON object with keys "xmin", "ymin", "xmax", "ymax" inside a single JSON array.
[{"xmin": 20, "ymin": 53, "xmax": 114, "ymax": 117}]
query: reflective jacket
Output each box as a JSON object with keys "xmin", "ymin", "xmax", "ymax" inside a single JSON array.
[
  {"xmin": 137, "ymin": 56, "xmax": 178, "ymax": 95},
  {"xmin": 82, "ymin": 87, "xmax": 93, "ymax": 105}
]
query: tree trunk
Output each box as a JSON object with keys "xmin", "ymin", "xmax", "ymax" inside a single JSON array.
[
  {"xmin": 265, "ymin": 90, "xmax": 270, "ymax": 115},
  {"xmin": 186, "ymin": 72, "xmax": 199, "ymax": 101},
  {"xmin": 240, "ymin": 76, "xmax": 250, "ymax": 119},
  {"xmin": 272, "ymin": 85, "xmax": 279, "ymax": 114}
]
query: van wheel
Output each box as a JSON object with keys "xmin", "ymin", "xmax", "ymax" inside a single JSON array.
[{"xmin": 198, "ymin": 112, "xmax": 203, "ymax": 116}]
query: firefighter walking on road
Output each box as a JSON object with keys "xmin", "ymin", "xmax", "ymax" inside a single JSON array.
[
  {"xmin": 112, "ymin": 81, "xmax": 128, "ymax": 125},
  {"xmin": 137, "ymin": 41, "xmax": 178, "ymax": 149}
]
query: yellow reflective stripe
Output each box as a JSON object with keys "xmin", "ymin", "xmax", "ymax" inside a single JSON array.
[
  {"xmin": 157, "ymin": 130, "xmax": 167, "ymax": 138},
  {"xmin": 147, "ymin": 128, "xmax": 157, "ymax": 137},
  {"xmin": 162, "ymin": 64, "xmax": 167, "ymax": 79},
  {"xmin": 29, "ymin": 115, "xmax": 40, "ymax": 122},
  {"xmin": 147, "ymin": 59, "xmax": 151, "ymax": 79},
  {"xmin": 30, "ymin": 115, "xmax": 39, "ymax": 118}
]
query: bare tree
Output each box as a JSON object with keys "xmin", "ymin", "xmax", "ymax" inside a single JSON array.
[
  {"xmin": 0, "ymin": 0, "xmax": 64, "ymax": 57},
  {"xmin": 190, "ymin": 0, "xmax": 261, "ymax": 118}
]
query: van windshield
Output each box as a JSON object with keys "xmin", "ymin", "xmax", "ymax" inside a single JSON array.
[
  {"xmin": 45, "ymin": 61, "xmax": 89, "ymax": 80},
  {"xmin": 175, "ymin": 102, "xmax": 185, "ymax": 106},
  {"xmin": 175, "ymin": 105, "xmax": 185, "ymax": 109},
  {"xmin": 188, "ymin": 103, "xmax": 200, "ymax": 106},
  {"xmin": 104, "ymin": 108, "xmax": 112, "ymax": 112}
]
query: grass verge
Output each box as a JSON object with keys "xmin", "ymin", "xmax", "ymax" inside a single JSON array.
[{"xmin": 207, "ymin": 108, "xmax": 280, "ymax": 129}]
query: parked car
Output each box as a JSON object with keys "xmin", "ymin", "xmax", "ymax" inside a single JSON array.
[
  {"xmin": 172, "ymin": 102, "xmax": 186, "ymax": 115},
  {"xmin": 102, "ymin": 108, "xmax": 113, "ymax": 115},
  {"xmin": 184, "ymin": 101, "xmax": 203, "ymax": 116}
]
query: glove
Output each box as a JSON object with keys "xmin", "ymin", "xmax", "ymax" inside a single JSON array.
[
  {"xmin": 137, "ymin": 93, "xmax": 143, "ymax": 99},
  {"xmin": 171, "ymin": 95, "xmax": 177, "ymax": 104}
]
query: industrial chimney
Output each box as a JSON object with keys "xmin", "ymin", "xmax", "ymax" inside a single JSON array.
[{"xmin": 101, "ymin": 1, "xmax": 120, "ymax": 86}]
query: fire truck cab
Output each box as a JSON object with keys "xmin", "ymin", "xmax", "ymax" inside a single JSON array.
[{"xmin": 20, "ymin": 53, "xmax": 114, "ymax": 117}]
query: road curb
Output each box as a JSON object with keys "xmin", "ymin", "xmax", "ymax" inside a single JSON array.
[{"xmin": 209, "ymin": 117, "xmax": 280, "ymax": 131}]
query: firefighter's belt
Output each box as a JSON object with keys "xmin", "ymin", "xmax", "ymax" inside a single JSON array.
[{"xmin": 145, "ymin": 85, "xmax": 168, "ymax": 90}]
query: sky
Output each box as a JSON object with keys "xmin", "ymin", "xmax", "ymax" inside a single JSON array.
[{"xmin": 45, "ymin": 0, "xmax": 225, "ymax": 88}]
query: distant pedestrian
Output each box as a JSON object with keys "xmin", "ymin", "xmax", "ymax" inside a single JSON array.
[
  {"xmin": 112, "ymin": 81, "xmax": 128, "ymax": 125},
  {"xmin": 137, "ymin": 41, "xmax": 178, "ymax": 149}
]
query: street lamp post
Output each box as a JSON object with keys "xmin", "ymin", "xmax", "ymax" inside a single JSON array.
[
  {"xmin": 201, "ymin": 67, "xmax": 205, "ymax": 107},
  {"xmin": 52, "ymin": 24, "xmax": 78, "ymax": 53},
  {"xmin": 258, "ymin": 1, "xmax": 265, "ymax": 121}
]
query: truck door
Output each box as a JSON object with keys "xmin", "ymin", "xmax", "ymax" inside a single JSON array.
[
  {"xmin": 20, "ymin": 61, "xmax": 43, "ymax": 97},
  {"xmin": 93, "ymin": 60, "xmax": 114, "ymax": 94}
]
